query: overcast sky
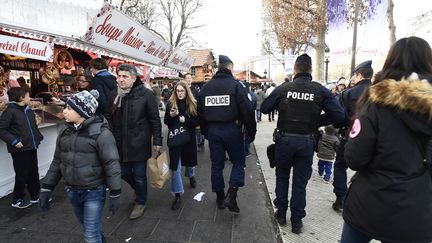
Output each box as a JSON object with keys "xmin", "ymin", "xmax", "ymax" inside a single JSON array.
[
  {"xmin": 192, "ymin": 0, "xmax": 431, "ymax": 67},
  {"xmin": 59, "ymin": 0, "xmax": 431, "ymax": 68}
]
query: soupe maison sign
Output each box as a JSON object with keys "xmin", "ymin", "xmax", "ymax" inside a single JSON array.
[
  {"xmin": 84, "ymin": 3, "xmax": 193, "ymax": 71},
  {"xmin": 0, "ymin": 34, "xmax": 54, "ymax": 62}
]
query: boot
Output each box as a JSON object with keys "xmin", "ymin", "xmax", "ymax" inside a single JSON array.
[
  {"xmin": 274, "ymin": 209, "xmax": 287, "ymax": 226},
  {"xmin": 216, "ymin": 191, "xmax": 225, "ymax": 209},
  {"xmin": 189, "ymin": 176, "xmax": 197, "ymax": 188},
  {"xmin": 291, "ymin": 219, "xmax": 303, "ymax": 234},
  {"xmin": 224, "ymin": 187, "xmax": 240, "ymax": 213},
  {"xmin": 332, "ymin": 196, "xmax": 344, "ymax": 212},
  {"xmin": 171, "ymin": 193, "xmax": 182, "ymax": 210},
  {"xmin": 129, "ymin": 203, "xmax": 146, "ymax": 219}
]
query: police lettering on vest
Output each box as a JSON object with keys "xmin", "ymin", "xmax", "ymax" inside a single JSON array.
[
  {"xmin": 205, "ymin": 95, "xmax": 230, "ymax": 106},
  {"xmin": 287, "ymin": 91, "xmax": 314, "ymax": 101}
]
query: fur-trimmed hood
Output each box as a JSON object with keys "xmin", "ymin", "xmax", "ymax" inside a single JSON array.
[
  {"xmin": 369, "ymin": 75, "xmax": 432, "ymax": 135},
  {"xmin": 369, "ymin": 77, "xmax": 432, "ymax": 118}
]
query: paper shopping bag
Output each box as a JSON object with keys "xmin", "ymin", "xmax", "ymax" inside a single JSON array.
[{"xmin": 148, "ymin": 151, "xmax": 171, "ymax": 189}]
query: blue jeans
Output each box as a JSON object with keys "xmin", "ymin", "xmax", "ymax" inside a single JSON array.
[
  {"xmin": 196, "ymin": 128, "xmax": 205, "ymax": 147},
  {"xmin": 245, "ymin": 142, "xmax": 251, "ymax": 155},
  {"xmin": 121, "ymin": 162, "xmax": 147, "ymax": 205},
  {"xmin": 341, "ymin": 222, "xmax": 429, "ymax": 243},
  {"xmin": 256, "ymin": 110, "xmax": 262, "ymax": 121},
  {"xmin": 274, "ymin": 135, "xmax": 314, "ymax": 221},
  {"xmin": 171, "ymin": 158, "xmax": 195, "ymax": 194},
  {"xmin": 318, "ymin": 160, "xmax": 333, "ymax": 180},
  {"xmin": 67, "ymin": 185, "xmax": 106, "ymax": 243},
  {"xmin": 341, "ymin": 222, "xmax": 372, "ymax": 243},
  {"xmin": 208, "ymin": 123, "xmax": 245, "ymax": 192}
]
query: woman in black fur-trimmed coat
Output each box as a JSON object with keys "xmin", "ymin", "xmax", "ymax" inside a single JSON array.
[{"xmin": 341, "ymin": 37, "xmax": 432, "ymax": 243}]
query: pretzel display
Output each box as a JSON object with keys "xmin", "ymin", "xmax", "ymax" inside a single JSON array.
[
  {"xmin": 41, "ymin": 63, "xmax": 60, "ymax": 85},
  {"xmin": 53, "ymin": 49, "xmax": 74, "ymax": 70},
  {"xmin": 5, "ymin": 54, "xmax": 26, "ymax": 61}
]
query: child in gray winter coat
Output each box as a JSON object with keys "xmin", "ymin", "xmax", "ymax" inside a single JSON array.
[
  {"xmin": 39, "ymin": 90, "xmax": 121, "ymax": 243},
  {"xmin": 317, "ymin": 125, "xmax": 340, "ymax": 182}
]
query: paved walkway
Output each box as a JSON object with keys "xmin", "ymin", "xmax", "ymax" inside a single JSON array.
[
  {"xmin": 254, "ymin": 114, "xmax": 355, "ymax": 243},
  {"xmin": 0, "ymin": 116, "xmax": 279, "ymax": 243}
]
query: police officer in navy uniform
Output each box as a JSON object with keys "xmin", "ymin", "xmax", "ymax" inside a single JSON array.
[
  {"xmin": 198, "ymin": 55, "xmax": 256, "ymax": 213},
  {"xmin": 332, "ymin": 60, "xmax": 373, "ymax": 211},
  {"xmin": 261, "ymin": 54, "xmax": 344, "ymax": 234}
]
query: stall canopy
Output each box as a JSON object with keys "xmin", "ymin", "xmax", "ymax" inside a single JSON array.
[{"xmin": 0, "ymin": 0, "xmax": 194, "ymax": 71}]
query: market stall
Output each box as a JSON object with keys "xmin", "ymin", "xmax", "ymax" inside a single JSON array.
[{"xmin": 0, "ymin": 1, "xmax": 194, "ymax": 198}]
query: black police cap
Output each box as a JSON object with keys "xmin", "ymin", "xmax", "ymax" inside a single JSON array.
[
  {"xmin": 219, "ymin": 55, "xmax": 233, "ymax": 65},
  {"xmin": 295, "ymin": 54, "xmax": 312, "ymax": 66},
  {"xmin": 354, "ymin": 60, "xmax": 372, "ymax": 73}
]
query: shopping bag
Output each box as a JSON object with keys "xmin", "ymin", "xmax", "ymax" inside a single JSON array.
[{"xmin": 148, "ymin": 151, "xmax": 171, "ymax": 188}]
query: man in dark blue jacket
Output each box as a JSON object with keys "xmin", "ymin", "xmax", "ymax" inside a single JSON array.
[
  {"xmin": 332, "ymin": 60, "xmax": 373, "ymax": 211},
  {"xmin": 89, "ymin": 58, "xmax": 117, "ymax": 115},
  {"xmin": 261, "ymin": 54, "xmax": 344, "ymax": 234}
]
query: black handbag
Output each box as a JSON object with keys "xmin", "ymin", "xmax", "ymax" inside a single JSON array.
[{"xmin": 167, "ymin": 122, "xmax": 190, "ymax": 148}]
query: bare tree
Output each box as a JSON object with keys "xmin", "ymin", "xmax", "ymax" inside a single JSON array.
[
  {"xmin": 264, "ymin": 0, "xmax": 327, "ymax": 79},
  {"xmin": 114, "ymin": 0, "xmax": 203, "ymax": 48}
]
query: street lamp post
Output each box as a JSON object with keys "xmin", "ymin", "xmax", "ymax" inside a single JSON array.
[{"xmin": 324, "ymin": 47, "xmax": 330, "ymax": 84}]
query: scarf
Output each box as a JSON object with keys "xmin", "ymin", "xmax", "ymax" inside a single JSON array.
[{"xmin": 114, "ymin": 86, "xmax": 132, "ymax": 108}]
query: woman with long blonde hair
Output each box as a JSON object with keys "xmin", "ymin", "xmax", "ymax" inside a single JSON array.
[{"xmin": 164, "ymin": 81, "xmax": 199, "ymax": 210}]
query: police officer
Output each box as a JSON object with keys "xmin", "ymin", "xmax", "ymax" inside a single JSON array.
[
  {"xmin": 332, "ymin": 60, "xmax": 373, "ymax": 211},
  {"xmin": 198, "ymin": 55, "xmax": 256, "ymax": 213},
  {"xmin": 261, "ymin": 54, "xmax": 344, "ymax": 234}
]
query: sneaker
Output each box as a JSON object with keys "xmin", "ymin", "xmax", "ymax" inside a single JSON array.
[
  {"xmin": 129, "ymin": 203, "xmax": 146, "ymax": 219},
  {"xmin": 30, "ymin": 195, "xmax": 39, "ymax": 204},
  {"xmin": 323, "ymin": 177, "xmax": 331, "ymax": 183},
  {"xmin": 11, "ymin": 199, "xmax": 31, "ymax": 209}
]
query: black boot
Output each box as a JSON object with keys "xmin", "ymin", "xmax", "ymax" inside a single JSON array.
[
  {"xmin": 291, "ymin": 219, "xmax": 303, "ymax": 234},
  {"xmin": 274, "ymin": 209, "xmax": 287, "ymax": 226},
  {"xmin": 189, "ymin": 176, "xmax": 197, "ymax": 188},
  {"xmin": 224, "ymin": 187, "xmax": 240, "ymax": 213},
  {"xmin": 216, "ymin": 191, "xmax": 225, "ymax": 209},
  {"xmin": 171, "ymin": 193, "xmax": 182, "ymax": 210},
  {"xmin": 332, "ymin": 196, "xmax": 344, "ymax": 212}
]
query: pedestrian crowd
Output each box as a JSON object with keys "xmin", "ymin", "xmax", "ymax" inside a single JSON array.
[{"xmin": 0, "ymin": 36, "xmax": 431, "ymax": 243}]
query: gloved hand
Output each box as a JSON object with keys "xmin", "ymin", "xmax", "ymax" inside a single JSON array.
[
  {"xmin": 247, "ymin": 135, "xmax": 255, "ymax": 144},
  {"xmin": 109, "ymin": 194, "xmax": 120, "ymax": 215},
  {"xmin": 39, "ymin": 189, "xmax": 52, "ymax": 212}
]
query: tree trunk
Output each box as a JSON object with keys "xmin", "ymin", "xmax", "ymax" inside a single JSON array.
[
  {"xmin": 314, "ymin": 0, "xmax": 327, "ymax": 82},
  {"xmin": 387, "ymin": 0, "xmax": 396, "ymax": 46}
]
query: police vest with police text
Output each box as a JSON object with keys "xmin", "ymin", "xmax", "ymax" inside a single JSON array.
[
  {"xmin": 200, "ymin": 75, "xmax": 241, "ymax": 123},
  {"xmin": 277, "ymin": 81, "xmax": 323, "ymax": 134}
]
